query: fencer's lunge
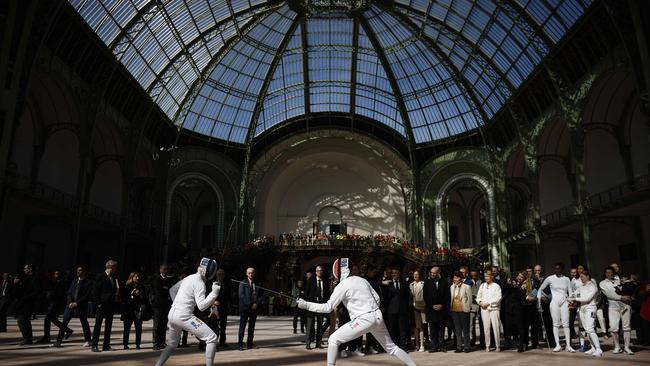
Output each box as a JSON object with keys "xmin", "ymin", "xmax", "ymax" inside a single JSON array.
[
  {"xmin": 297, "ymin": 258, "xmax": 416, "ymax": 366},
  {"xmin": 538, "ymin": 263, "xmax": 574, "ymax": 353},
  {"xmin": 155, "ymin": 258, "xmax": 221, "ymax": 366},
  {"xmin": 569, "ymin": 270, "xmax": 602, "ymax": 357}
]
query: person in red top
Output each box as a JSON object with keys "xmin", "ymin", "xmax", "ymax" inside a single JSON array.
[{"xmin": 637, "ymin": 280, "xmax": 650, "ymax": 346}]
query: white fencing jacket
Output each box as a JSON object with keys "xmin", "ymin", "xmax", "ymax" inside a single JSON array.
[
  {"xmin": 298, "ymin": 276, "xmax": 380, "ymax": 319},
  {"xmin": 169, "ymin": 273, "xmax": 218, "ymax": 317}
]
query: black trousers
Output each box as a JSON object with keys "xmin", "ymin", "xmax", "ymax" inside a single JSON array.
[
  {"xmin": 541, "ymin": 302, "xmax": 555, "ymax": 347},
  {"xmin": 428, "ymin": 318, "xmax": 445, "ymax": 350},
  {"xmin": 43, "ymin": 305, "xmax": 70, "ymax": 340},
  {"xmin": 305, "ymin": 312, "xmax": 324, "ymax": 345},
  {"xmin": 152, "ymin": 307, "xmax": 169, "ymax": 347},
  {"xmin": 217, "ymin": 313, "xmax": 228, "ymax": 345},
  {"xmin": 0, "ymin": 299, "xmax": 8, "ymax": 332},
  {"xmin": 17, "ymin": 311, "xmax": 33, "ymax": 342},
  {"xmin": 92, "ymin": 305, "xmax": 114, "ymax": 349},
  {"xmin": 387, "ymin": 313, "xmax": 409, "ymax": 349},
  {"xmin": 56, "ymin": 308, "xmax": 91, "ymax": 343},
  {"xmin": 451, "ymin": 312, "xmax": 470, "ymax": 350},
  {"xmin": 523, "ymin": 305, "xmax": 539, "ymax": 348},
  {"xmin": 504, "ymin": 306, "xmax": 526, "ymax": 348},
  {"xmin": 293, "ymin": 308, "xmax": 304, "ymax": 332},
  {"xmin": 238, "ymin": 311, "xmax": 257, "ymax": 346},
  {"xmin": 123, "ymin": 318, "xmax": 142, "ymax": 346}
]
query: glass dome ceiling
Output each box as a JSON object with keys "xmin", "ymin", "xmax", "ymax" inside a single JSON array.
[{"xmin": 69, "ymin": 0, "xmax": 591, "ymax": 144}]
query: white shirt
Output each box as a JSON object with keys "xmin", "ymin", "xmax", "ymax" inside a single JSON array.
[
  {"xmin": 571, "ymin": 277, "xmax": 583, "ymax": 292},
  {"xmin": 599, "ymin": 278, "xmax": 625, "ymax": 309},
  {"xmin": 299, "ymin": 276, "xmax": 380, "ymax": 319},
  {"xmin": 476, "ymin": 282, "xmax": 502, "ymax": 310},
  {"xmin": 538, "ymin": 275, "xmax": 572, "ymax": 305},
  {"xmin": 572, "ymin": 280, "xmax": 599, "ymax": 310},
  {"xmin": 170, "ymin": 273, "xmax": 217, "ymax": 317}
]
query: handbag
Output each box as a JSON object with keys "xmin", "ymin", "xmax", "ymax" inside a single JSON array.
[{"xmin": 138, "ymin": 302, "xmax": 152, "ymax": 321}]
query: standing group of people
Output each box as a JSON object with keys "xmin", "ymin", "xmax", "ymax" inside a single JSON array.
[{"xmin": 289, "ymin": 261, "xmax": 648, "ymax": 360}]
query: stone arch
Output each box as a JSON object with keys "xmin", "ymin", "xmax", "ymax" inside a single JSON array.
[
  {"xmin": 165, "ymin": 172, "xmax": 225, "ymax": 253},
  {"xmin": 434, "ymin": 173, "xmax": 498, "ymax": 265}
]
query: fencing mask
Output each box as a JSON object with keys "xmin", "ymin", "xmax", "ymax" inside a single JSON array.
[
  {"xmin": 332, "ymin": 258, "xmax": 351, "ymax": 282},
  {"xmin": 197, "ymin": 257, "xmax": 218, "ymax": 280}
]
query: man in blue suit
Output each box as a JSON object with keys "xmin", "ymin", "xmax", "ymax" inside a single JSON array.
[{"xmin": 238, "ymin": 267, "xmax": 264, "ymax": 351}]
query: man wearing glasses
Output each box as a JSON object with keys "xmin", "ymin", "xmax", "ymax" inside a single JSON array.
[{"xmin": 305, "ymin": 266, "xmax": 329, "ymax": 349}]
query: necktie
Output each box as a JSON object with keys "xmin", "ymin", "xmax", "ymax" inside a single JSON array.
[
  {"xmin": 318, "ymin": 279, "xmax": 322, "ymax": 299},
  {"xmin": 73, "ymin": 279, "xmax": 80, "ymax": 302},
  {"xmin": 1, "ymin": 281, "xmax": 6, "ymax": 297}
]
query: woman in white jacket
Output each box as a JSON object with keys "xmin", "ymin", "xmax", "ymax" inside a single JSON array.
[
  {"xmin": 409, "ymin": 270, "xmax": 426, "ymax": 352},
  {"xmin": 476, "ymin": 270, "xmax": 502, "ymax": 352}
]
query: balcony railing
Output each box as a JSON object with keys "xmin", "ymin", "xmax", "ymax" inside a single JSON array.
[{"xmin": 539, "ymin": 174, "xmax": 650, "ymax": 228}]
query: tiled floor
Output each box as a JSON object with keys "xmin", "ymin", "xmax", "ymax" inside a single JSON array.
[{"xmin": 0, "ymin": 316, "xmax": 647, "ymax": 365}]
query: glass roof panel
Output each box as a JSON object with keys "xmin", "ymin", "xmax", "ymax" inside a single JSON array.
[{"xmin": 69, "ymin": 0, "xmax": 591, "ymax": 144}]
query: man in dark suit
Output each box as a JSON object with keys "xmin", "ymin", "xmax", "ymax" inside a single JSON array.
[
  {"xmin": 238, "ymin": 267, "xmax": 264, "ymax": 351},
  {"xmin": 214, "ymin": 269, "xmax": 230, "ymax": 347},
  {"xmin": 0, "ymin": 272, "xmax": 12, "ymax": 332},
  {"xmin": 39, "ymin": 270, "xmax": 72, "ymax": 343},
  {"xmin": 14, "ymin": 264, "xmax": 40, "ymax": 345},
  {"xmin": 305, "ymin": 266, "xmax": 330, "ymax": 349},
  {"xmin": 424, "ymin": 266, "xmax": 450, "ymax": 352},
  {"xmin": 150, "ymin": 264, "xmax": 173, "ymax": 350},
  {"xmin": 386, "ymin": 268, "xmax": 411, "ymax": 349},
  {"xmin": 91, "ymin": 260, "xmax": 119, "ymax": 352},
  {"xmin": 52, "ymin": 266, "xmax": 93, "ymax": 347}
]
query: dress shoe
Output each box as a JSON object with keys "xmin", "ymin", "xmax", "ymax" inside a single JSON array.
[
  {"xmin": 19, "ymin": 340, "xmax": 33, "ymax": 346},
  {"xmin": 517, "ymin": 345, "xmax": 524, "ymax": 352},
  {"xmin": 91, "ymin": 347, "xmax": 101, "ymax": 352},
  {"xmin": 51, "ymin": 342, "xmax": 63, "ymax": 348},
  {"xmin": 454, "ymin": 349, "xmax": 462, "ymax": 353},
  {"xmin": 136, "ymin": 345, "xmax": 141, "ymax": 350},
  {"xmin": 238, "ymin": 345, "xmax": 244, "ymax": 351},
  {"xmin": 102, "ymin": 346, "xmax": 115, "ymax": 351},
  {"xmin": 315, "ymin": 342, "xmax": 324, "ymax": 349},
  {"xmin": 293, "ymin": 329, "xmax": 297, "ymax": 334},
  {"xmin": 306, "ymin": 344, "xmax": 312, "ymax": 350},
  {"xmin": 463, "ymin": 348, "xmax": 470, "ymax": 353},
  {"xmin": 64, "ymin": 329, "xmax": 74, "ymax": 340},
  {"xmin": 247, "ymin": 343, "xmax": 257, "ymax": 349},
  {"xmin": 153, "ymin": 345, "xmax": 160, "ymax": 351},
  {"xmin": 123, "ymin": 345, "xmax": 130, "ymax": 350}
]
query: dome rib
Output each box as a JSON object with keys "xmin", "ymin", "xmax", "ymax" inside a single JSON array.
[{"xmin": 355, "ymin": 12, "xmax": 417, "ymax": 150}]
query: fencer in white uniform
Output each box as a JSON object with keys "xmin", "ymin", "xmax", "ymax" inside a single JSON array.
[
  {"xmin": 569, "ymin": 271, "xmax": 602, "ymax": 357},
  {"xmin": 570, "ymin": 272, "xmax": 586, "ymax": 351},
  {"xmin": 297, "ymin": 258, "xmax": 415, "ymax": 366},
  {"xmin": 538, "ymin": 263, "xmax": 574, "ymax": 352},
  {"xmin": 155, "ymin": 258, "xmax": 221, "ymax": 366},
  {"xmin": 599, "ymin": 266, "xmax": 634, "ymax": 355}
]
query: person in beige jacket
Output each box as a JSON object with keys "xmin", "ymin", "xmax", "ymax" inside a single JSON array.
[
  {"xmin": 476, "ymin": 270, "xmax": 502, "ymax": 352},
  {"xmin": 450, "ymin": 272, "xmax": 473, "ymax": 353}
]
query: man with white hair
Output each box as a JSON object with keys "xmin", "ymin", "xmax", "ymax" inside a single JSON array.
[
  {"xmin": 297, "ymin": 258, "xmax": 416, "ymax": 366},
  {"xmin": 155, "ymin": 258, "xmax": 221, "ymax": 366}
]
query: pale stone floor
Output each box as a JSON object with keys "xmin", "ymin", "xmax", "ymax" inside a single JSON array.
[{"xmin": 0, "ymin": 316, "xmax": 649, "ymax": 365}]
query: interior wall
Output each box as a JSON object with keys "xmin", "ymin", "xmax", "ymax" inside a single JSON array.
[
  {"xmin": 37, "ymin": 130, "xmax": 80, "ymax": 196},
  {"xmin": 538, "ymin": 160, "xmax": 573, "ymax": 215},
  {"xmin": 584, "ymin": 130, "xmax": 626, "ymax": 194},
  {"xmin": 629, "ymin": 102, "xmax": 650, "ymax": 177},
  {"xmin": 89, "ymin": 160, "xmax": 123, "ymax": 214},
  {"xmin": 590, "ymin": 221, "xmax": 641, "ymax": 277},
  {"xmin": 542, "ymin": 238, "xmax": 579, "ymax": 272},
  {"xmin": 255, "ymin": 138, "xmax": 407, "ymax": 237}
]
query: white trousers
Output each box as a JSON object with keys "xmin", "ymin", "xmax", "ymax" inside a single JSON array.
[
  {"xmin": 550, "ymin": 300, "xmax": 570, "ymax": 328},
  {"xmin": 608, "ymin": 304, "xmax": 631, "ymax": 332},
  {"xmin": 326, "ymin": 310, "xmax": 414, "ymax": 366},
  {"xmin": 155, "ymin": 308, "xmax": 217, "ymax": 366},
  {"xmin": 579, "ymin": 306, "xmax": 601, "ymax": 351},
  {"xmin": 480, "ymin": 309, "xmax": 500, "ymax": 349}
]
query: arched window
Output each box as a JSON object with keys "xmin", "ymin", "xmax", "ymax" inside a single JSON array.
[{"xmin": 318, "ymin": 206, "xmax": 344, "ymax": 235}]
